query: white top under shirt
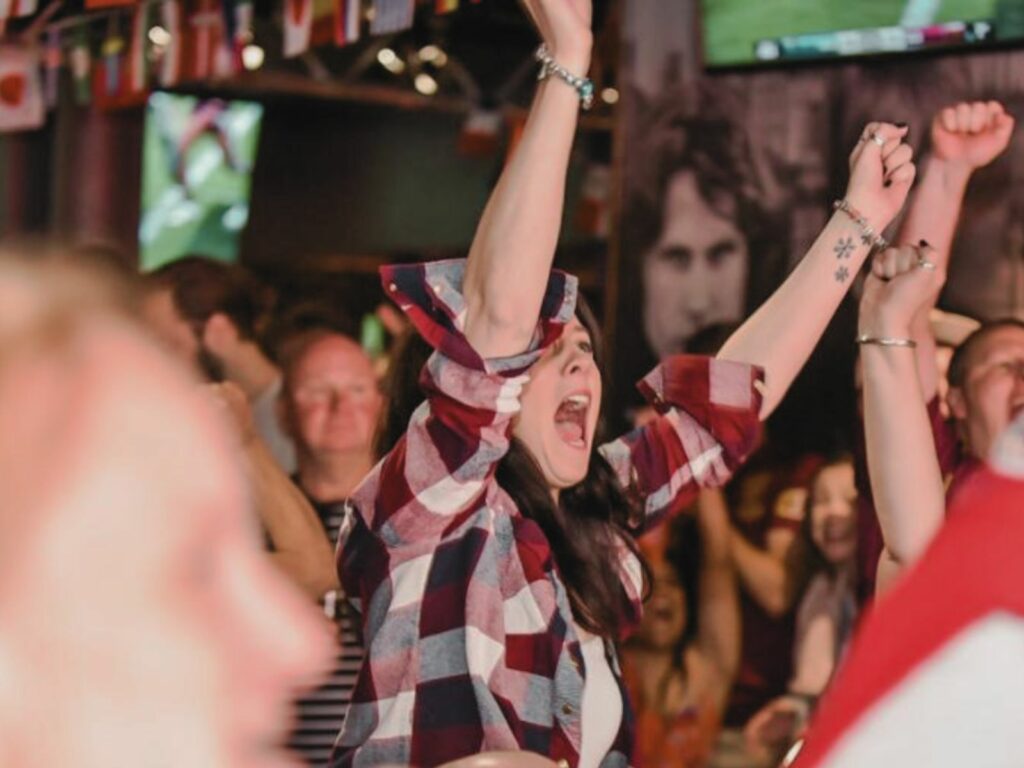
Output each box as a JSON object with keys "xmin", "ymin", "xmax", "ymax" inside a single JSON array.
[{"xmin": 577, "ymin": 629, "xmax": 624, "ymax": 768}]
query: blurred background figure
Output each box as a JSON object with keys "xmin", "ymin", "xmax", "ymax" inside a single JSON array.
[
  {"xmin": 792, "ymin": 417, "xmax": 1024, "ymax": 768},
  {"xmin": 0, "ymin": 250, "xmax": 333, "ymax": 767},
  {"xmin": 276, "ymin": 318, "xmax": 383, "ymax": 765},
  {"xmin": 621, "ymin": 489, "xmax": 741, "ymax": 768},
  {"xmin": 141, "ymin": 255, "xmax": 297, "ymax": 473},
  {"xmin": 743, "ymin": 457, "xmax": 859, "ymax": 765}
]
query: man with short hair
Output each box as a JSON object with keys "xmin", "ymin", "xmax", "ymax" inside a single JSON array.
[
  {"xmin": 278, "ymin": 328, "xmax": 382, "ymax": 765},
  {"xmin": 142, "ymin": 256, "xmax": 297, "ymax": 472},
  {"xmin": 946, "ymin": 319, "xmax": 1024, "ymax": 468}
]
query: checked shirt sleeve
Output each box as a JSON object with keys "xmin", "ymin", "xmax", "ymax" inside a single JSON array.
[
  {"xmin": 600, "ymin": 354, "xmax": 763, "ymax": 532},
  {"xmin": 365, "ymin": 259, "xmax": 577, "ymax": 546}
]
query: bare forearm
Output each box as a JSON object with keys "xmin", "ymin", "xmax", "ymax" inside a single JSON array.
[
  {"xmin": 899, "ymin": 157, "xmax": 968, "ymax": 399},
  {"xmin": 697, "ymin": 490, "xmax": 740, "ymax": 680},
  {"xmin": 697, "ymin": 489, "xmax": 732, "ymax": 568},
  {"xmin": 463, "ymin": 55, "xmax": 589, "ymax": 358},
  {"xmin": 862, "ymin": 346, "xmax": 946, "ymax": 564},
  {"xmin": 244, "ymin": 439, "xmax": 339, "ymax": 598},
  {"xmin": 719, "ymin": 212, "xmax": 872, "ymax": 417},
  {"xmin": 875, "ymin": 547, "xmax": 904, "ymax": 596},
  {"xmin": 729, "ymin": 529, "xmax": 794, "ymax": 616},
  {"xmin": 897, "ymin": 156, "xmax": 970, "ymax": 268}
]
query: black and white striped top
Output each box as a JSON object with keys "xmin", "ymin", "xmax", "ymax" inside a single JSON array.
[{"xmin": 288, "ymin": 498, "xmax": 364, "ymax": 767}]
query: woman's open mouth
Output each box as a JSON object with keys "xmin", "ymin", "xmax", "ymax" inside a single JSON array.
[{"xmin": 554, "ymin": 393, "xmax": 591, "ymax": 449}]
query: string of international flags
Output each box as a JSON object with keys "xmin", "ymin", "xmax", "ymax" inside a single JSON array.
[{"xmin": 0, "ymin": 0, "xmax": 482, "ymax": 130}]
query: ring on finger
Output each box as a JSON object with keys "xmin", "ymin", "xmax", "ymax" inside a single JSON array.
[
  {"xmin": 871, "ymin": 132, "xmax": 886, "ymax": 148},
  {"xmin": 917, "ymin": 258, "xmax": 936, "ymax": 271}
]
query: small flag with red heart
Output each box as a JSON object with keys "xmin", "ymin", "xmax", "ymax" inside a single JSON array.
[{"xmin": 0, "ymin": 45, "xmax": 44, "ymax": 132}]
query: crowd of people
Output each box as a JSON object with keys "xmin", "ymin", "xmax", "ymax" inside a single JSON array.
[{"xmin": 2, "ymin": 1, "xmax": 1023, "ymax": 767}]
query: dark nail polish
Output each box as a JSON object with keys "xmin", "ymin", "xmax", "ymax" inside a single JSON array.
[{"xmin": 895, "ymin": 122, "xmax": 908, "ymax": 128}]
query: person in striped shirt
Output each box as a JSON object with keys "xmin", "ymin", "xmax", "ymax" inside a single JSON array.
[{"xmin": 279, "ymin": 328, "xmax": 383, "ymax": 764}]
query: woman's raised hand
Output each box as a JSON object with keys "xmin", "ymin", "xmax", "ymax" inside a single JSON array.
[
  {"xmin": 520, "ymin": 0, "xmax": 593, "ymax": 72},
  {"xmin": 859, "ymin": 243, "xmax": 945, "ymax": 338},
  {"xmin": 932, "ymin": 100, "xmax": 1015, "ymax": 170},
  {"xmin": 845, "ymin": 122, "xmax": 916, "ymax": 234}
]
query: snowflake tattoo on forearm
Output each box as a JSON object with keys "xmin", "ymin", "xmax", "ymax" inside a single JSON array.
[{"xmin": 834, "ymin": 236, "xmax": 855, "ymax": 260}]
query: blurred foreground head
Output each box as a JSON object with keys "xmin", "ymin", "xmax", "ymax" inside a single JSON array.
[{"xmin": 0, "ymin": 251, "xmax": 332, "ymax": 767}]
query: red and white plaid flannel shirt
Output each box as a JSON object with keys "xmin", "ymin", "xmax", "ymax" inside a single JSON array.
[{"xmin": 332, "ymin": 260, "xmax": 763, "ymax": 767}]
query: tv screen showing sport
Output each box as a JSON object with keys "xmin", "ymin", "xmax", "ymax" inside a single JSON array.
[
  {"xmin": 139, "ymin": 92, "xmax": 264, "ymax": 271},
  {"xmin": 701, "ymin": 0, "xmax": 1024, "ymax": 68}
]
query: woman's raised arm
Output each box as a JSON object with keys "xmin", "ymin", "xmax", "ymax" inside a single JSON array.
[
  {"xmin": 896, "ymin": 101, "xmax": 1013, "ymax": 401},
  {"xmin": 718, "ymin": 122, "xmax": 916, "ymax": 417},
  {"xmin": 462, "ymin": 0, "xmax": 592, "ymax": 360},
  {"xmin": 859, "ymin": 245, "xmax": 948, "ymax": 570}
]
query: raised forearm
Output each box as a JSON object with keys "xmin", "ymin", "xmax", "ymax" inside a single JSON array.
[
  {"xmin": 697, "ymin": 490, "xmax": 741, "ymax": 684},
  {"xmin": 718, "ymin": 212, "xmax": 872, "ymax": 417},
  {"xmin": 897, "ymin": 156, "xmax": 970, "ymax": 265},
  {"xmin": 900, "ymin": 157, "xmax": 968, "ymax": 399},
  {"xmin": 729, "ymin": 529, "xmax": 795, "ymax": 617},
  {"xmin": 862, "ymin": 344, "xmax": 946, "ymax": 565},
  {"xmin": 244, "ymin": 438, "xmax": 339, "ymax": 599},
  {"xmin": 463, "ymin": 49, "xmax": 590, "ymax": 358}
]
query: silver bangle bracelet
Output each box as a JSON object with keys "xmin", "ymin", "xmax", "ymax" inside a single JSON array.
[
  {"xmin": 535, "ymin": 44, "xmax": 594, "ymax": 110},
  {"xmin": 833, "ymin": 198, "xmax": 889, "ymax": 253},
  {"xmin": 856, "ymin": 334, "xmax": 917, "ymax": 348}
]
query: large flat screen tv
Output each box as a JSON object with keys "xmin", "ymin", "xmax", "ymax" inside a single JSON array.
[{"xmin": 701, "ymin": 0, "xmax": 1024, "ymax": 68}]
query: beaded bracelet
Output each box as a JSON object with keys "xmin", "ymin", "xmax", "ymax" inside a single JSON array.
[
  {"xmin": 833, "ymin": 199, "xmax": 889, "ymax": 253},
  {"xmin": 536, "ymin": 45, "xmax": 595, "ymax": 110},
  {"xmin": 856, "ymin": 334, "xmax": 917, "ymax": 348}
]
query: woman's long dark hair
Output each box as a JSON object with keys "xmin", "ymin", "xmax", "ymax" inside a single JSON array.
[{"xmin": 376, "ymin": 296, "xmax": 650, "ymax": 638}]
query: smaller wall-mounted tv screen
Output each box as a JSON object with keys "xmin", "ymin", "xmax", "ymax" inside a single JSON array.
[
  {"xmin": 701, "ymin": 0, "xmax": 1024, "ymax": 68},
  {"xmin": 139, "ymin": 92, "xmax": 264, "ymax": 272}
]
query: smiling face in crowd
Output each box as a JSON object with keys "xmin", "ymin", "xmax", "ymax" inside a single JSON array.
[{"xmin": 808, "ymin": 461, "xmax": 858, "ymax": 567}]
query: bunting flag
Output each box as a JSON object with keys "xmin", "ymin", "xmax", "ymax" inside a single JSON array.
[
  {"xmin": 369, "ymin": 0, "xmax": 413, "ymax": 35},
  {"xmin": 127, "ymin": 1, "xmax": 149, "ymax": 94},
  {"xmin": 434, "ymin": 0, "xmax": 457, "ymax": 13},
  {"xmin": 99, "ymin": 17, "xmax": 124, "ymax": 98},
  {"xmin": 283, "ymin": 0, "xmax": 334, "ymax": 57},
  {"xmin": 227, "ymin": 0, "xmax": 252, "ymax": 70},
  {"xmin": 158, "ymin": 0, "xmax": 183, "ymax": 87},
  {"xmin": 93, "ymin": 11, "xmax": 147, "ymax": 109},
  {"xmin": 334, "ymin": 0, "xmax": 360, "ymax": 46},
  {"xmin": 69, "ymin": 24, "xmax": 91, "ymax": 105},
  {"xmin": 0, "ymin": 0, "xmax": 38, "ymax": 20},
  {"xmin": 43, "ymin": 28, "xmax": 60, "ymax": 109},
  {"xmin": 0, "ymin": 45, "xmax": 45, "ymax": 132},
  {"xmin": 187, "ymin": 0, "xmax": 222, "ymax": 80},
  {"xmin": 84, "ymin": 0, "xmax": 133, "ymax": 9},
  {"xmin": 283, "ymin": 0, "xmax": 312, "ymax": 56},
  {"xmin": 215, "ymin": 0, "xmax": 249, "ymax": 75},
  {"xmin": 311, "ymin": 0, "xmax": 336, "ymax": 45}
]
